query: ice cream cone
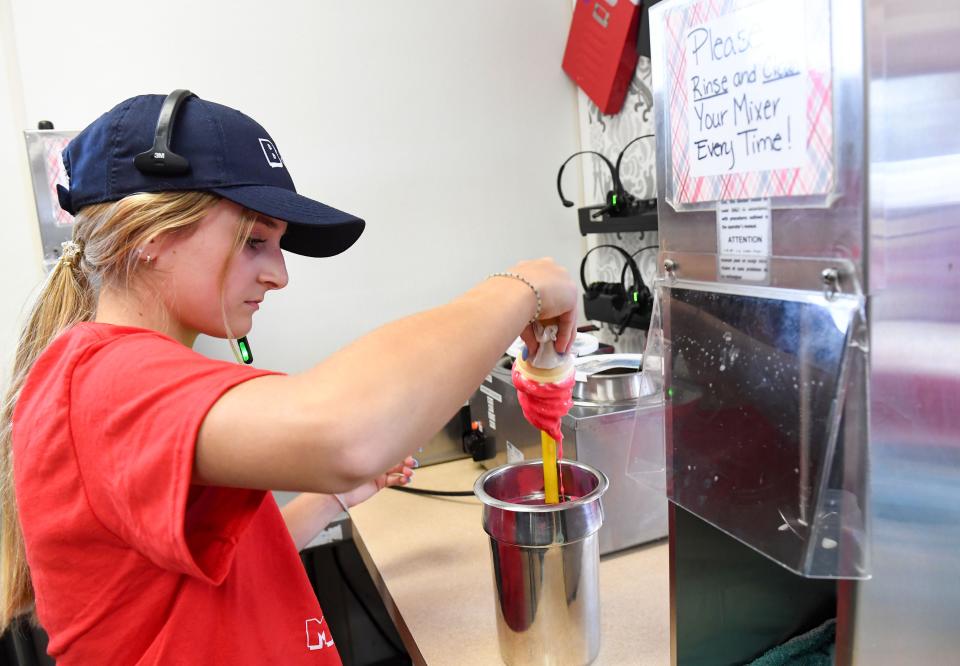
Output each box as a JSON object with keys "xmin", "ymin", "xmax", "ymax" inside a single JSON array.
[{"xmin": 514, "ymin": 355, "xmax": 574, "ymax": 384}]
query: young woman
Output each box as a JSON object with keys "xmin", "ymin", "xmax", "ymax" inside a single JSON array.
[{"xmin": 0, "ymin": 92, "xmax": 577, "ymax": 664}]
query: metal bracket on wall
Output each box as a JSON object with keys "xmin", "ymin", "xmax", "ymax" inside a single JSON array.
[{"xmin": 578, "ymin": 204, "xmax": 659, "ymax": 236}]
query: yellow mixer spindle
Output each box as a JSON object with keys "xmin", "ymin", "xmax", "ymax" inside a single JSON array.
[{"xmin": 541, "ymin": 431, "xmax": 560, "ymax": 504}]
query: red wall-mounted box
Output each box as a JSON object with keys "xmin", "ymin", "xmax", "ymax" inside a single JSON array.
[{"xmin": 562, "ymin": 0, "xmax": 642, "ymax": 115}]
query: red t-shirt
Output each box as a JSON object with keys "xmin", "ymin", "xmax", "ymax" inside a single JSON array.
[{"xmin": 12, "ymin": 323, "xmax": 343, "ymax": 665}]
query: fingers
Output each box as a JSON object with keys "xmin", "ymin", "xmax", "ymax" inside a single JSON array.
[
  {"xmin": 384, "ymin": 456, "xmax": 416, "ymax": 487},
  {"xmin": 556, "ymin": 308, "xmax": 579, "ymax": 354},
  {"xmin": 519, "ymin": 325, "xmax": 539, "ymax": 358},
  {"xmin": 384, "ymin": 470, "xmax": 413, "ymax": 486}
]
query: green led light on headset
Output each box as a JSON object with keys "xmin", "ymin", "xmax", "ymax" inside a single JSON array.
[{"xmin": 237, "ymin": 337, "xmax": 253, "ymax": 364}]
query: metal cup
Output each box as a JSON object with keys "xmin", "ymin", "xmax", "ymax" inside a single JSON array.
[{"xmin": 475, "ymin": 460, "xmax": 609, "ymax": 666}]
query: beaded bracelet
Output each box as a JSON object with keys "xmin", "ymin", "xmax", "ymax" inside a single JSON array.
[{"xmin": 488, "ymin": 272, "xmax": 542, "ymax": 323}]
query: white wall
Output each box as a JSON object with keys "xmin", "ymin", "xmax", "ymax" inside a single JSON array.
[
  {"xmin": 0, "ymin": 0, "xmax": 45, "ymax": 387},
  {"xmin": 4, "ymin": 0, "xmax": 584, "ymax": 374}
]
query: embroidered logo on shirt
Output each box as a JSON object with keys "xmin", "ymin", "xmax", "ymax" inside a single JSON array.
[{"xmin": 305, "ymin": 617, "xmax": 335, "ymax": 651}]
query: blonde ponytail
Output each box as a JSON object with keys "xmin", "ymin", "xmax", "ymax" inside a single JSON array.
[
  {"xmin": 0, "ymin": 191, "xmax": 223, "ymax": 632},
  {"xmin": 0, "ymin": 245, "xmax": 93, "ymax": 630}
]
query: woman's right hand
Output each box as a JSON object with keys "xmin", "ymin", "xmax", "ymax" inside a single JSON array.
[{"xmin": 505, "ymin": 258, "xmax": 578, "ymax": 358}]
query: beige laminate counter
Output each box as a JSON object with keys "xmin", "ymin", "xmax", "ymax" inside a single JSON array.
[{"xmin": 348, "ymin": 457, "xmax": 670, "ymax": 666}]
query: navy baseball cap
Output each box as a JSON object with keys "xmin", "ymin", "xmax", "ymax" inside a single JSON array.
[{"xmin": 57, "ymin": 92, "xmax": 365, "ymax": 258}]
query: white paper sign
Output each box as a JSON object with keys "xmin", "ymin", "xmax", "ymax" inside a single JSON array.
[
  {"xmin": 717, "ymin": 199, "xmax": 770, "ymax": 282},
  {"xmin": 718, "ymin": 256, "xmax": 770, "ymax": 282},
  {"xmin": 685, "ymin": 0, "xmax": 808, "ymax": 177},
  {"xmin": 717, "ymin": 199, "xmax": 771, "ymax": 256}
]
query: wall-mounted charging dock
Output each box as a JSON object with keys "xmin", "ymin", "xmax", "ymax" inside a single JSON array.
[{"xmin": 577, "ymin": 200, "xmax": 658, "ymax": 236}]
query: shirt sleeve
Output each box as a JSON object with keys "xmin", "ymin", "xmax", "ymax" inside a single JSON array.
[{"xmin": 69, "ymin": 332, "xmax": 281, "ymax": 584}]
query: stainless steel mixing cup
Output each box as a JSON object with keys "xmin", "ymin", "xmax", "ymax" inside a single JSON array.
[{"xmin": 475, "ymin": 460, "xmax": 609, "ymax": 666}]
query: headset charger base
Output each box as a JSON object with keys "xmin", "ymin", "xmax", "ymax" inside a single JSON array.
[
  {"xmin": 583, "ymin": 287, "xmax": 651, "ymax": 332},
  {"xmin": 577, "ymin": 199, "xmax": 658, "ymax": 236}
]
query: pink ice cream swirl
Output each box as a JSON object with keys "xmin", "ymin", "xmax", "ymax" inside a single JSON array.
[{"xmin": 511, "ymin": 363, "xmax": 575, "ymax": 444}]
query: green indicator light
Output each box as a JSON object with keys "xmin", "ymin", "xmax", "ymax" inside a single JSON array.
[
  {"xmin": 633, "ymin": 291, "xmax": 639, "ymax": 302},
  {"xmin": 237, "ymin": 337, "xmax": 252, "ymax": 364},
  {"xmin": 667, "ymin": 387, "xmax": 675, "ymax": 398},
  {"xmin": 612, "ymin": 194, "xmax": 618, "ymax": 206}
]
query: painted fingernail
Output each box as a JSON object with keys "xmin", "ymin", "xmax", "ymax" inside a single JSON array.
[
  {"xmin": 412, "ymin": 457, "xmax": 420, "ymax": 468},
  {"xmin": 522, "ymin": 347, "xmax": 529, "ymax": 361}
]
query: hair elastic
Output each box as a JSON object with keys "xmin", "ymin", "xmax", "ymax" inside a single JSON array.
[{"xmin": 59, "ymin": 240, "xmax": 82, "ymax": 267}]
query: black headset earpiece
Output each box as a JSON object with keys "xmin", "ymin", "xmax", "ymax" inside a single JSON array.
[
  {"xmin": 579, "ymin": 243, "xmax": 644, "ymax": 304},
  {"xmin": 134, "ymin": 89, "xmax": 195, "ymax": 176},
  {"xmin": 556, "ymin": 150, "xmax": 625, "ymax": 211}
]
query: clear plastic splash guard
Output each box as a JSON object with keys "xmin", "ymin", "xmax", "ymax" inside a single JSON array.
[{"xmin": 628, "ymin": 277, "xmax": 870, "ymax": 579}]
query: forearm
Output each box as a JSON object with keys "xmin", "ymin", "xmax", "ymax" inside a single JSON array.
[
  {"xmin": 197, "ymin": 268, "xmax": 570, "ymax": 494},
  {"xmin": 280, "ymin": 492, "xmax": 346, "ymax": 551},
  {"xmin": 293, "ymin": 277, "xmax": 535, "ymax": 475}
]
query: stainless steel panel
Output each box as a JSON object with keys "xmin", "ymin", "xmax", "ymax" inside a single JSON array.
[
  {"xmin": 650, "ymin": 0, "xmax": 868, "ymax": 291},
  {"xmin": 576, "ymin": 407, "xmax": 668, "ymax": 554},
  {"xmin": 660, "ymin": 253, "xmax": 862, "ymax": 295},
  {"xmin": 850, "ymin": 0, "xmax": 960, "ymax": 662},
  {"xmin": 415, "ymin": 407, "xmax": 469, "ymax": 467}
]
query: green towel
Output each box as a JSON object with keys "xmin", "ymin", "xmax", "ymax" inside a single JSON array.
[{"xmin": 748, "ymin": 618, "xmax": 836, "ymax": 666}]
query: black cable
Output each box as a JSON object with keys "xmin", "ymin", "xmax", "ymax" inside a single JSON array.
[
  {"xmin": 331, "ymin": 544, "xmax": 407, "ymax": 656},
  {"xmin": 388, "ymin": 486, "xmax": 475, "ymax": 497},
  {"xmin": 615, "ymin": 307, "xmax": 635, "ymax": 337},
  {"xmin": 631, "ymin": 244, "xmax": 660, "ymax": 259},
  {"xmin": 619, "ymin": 244, "xmax": 660, "ymax": 287}
]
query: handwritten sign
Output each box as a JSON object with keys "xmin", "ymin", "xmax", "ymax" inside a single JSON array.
[
  {"xmin": 661, "ymin": 0, "xmax": 834, "ymax": 204},
  {"xmin": 686, "ymin": 2, "xmax": 806, "ymax": 176}
]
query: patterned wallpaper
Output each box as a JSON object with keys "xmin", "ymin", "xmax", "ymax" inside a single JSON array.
[{"xmin": 577, "ymin": 57, "xmax": 659, "ymax": 353}]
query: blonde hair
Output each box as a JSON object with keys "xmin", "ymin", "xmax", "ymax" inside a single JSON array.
[{"xmin": 0, "ymin": 191, "xmax": 258, "ymax": 632}]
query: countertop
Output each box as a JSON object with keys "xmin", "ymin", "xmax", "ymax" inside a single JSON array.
[{"xmin": 348, "ymin": 457, "xmax": 671, "ymax": 666}]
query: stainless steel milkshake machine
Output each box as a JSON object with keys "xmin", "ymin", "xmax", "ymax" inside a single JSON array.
[{"xmin": 639, "ymin": 0, "xmax": 960, "ymax": 662}]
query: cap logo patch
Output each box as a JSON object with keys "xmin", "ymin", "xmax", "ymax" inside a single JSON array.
[{"xmin": 259, "ymin": 138, "xmax": 284, "ymax": 168}]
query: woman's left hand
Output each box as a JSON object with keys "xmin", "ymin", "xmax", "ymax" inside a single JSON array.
[{"xmin": 337, "ymin": 456, "xmax": 416, "ymax": 509}]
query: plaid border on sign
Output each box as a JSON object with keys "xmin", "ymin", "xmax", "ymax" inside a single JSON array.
[
  {"xmin": 43, "ymin": 136, "xmax": 74, "ymax": 226},
  {"xmin": 664, "ymin": 0, "xmax": 834, "ymax": 204}
]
